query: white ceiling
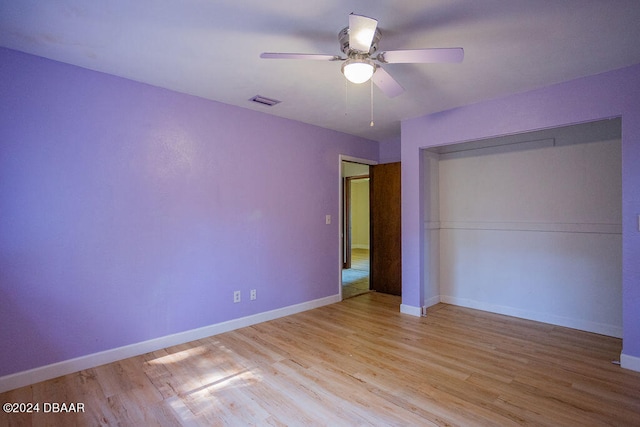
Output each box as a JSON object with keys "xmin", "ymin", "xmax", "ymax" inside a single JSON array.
[{"xmin": 2, "ymin": 1, "xmax": 640, "ymax": 142}]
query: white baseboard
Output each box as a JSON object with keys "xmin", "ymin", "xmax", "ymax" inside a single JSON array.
[
  {"xmin": 400, "ymin": 304, "xmax": 426, "ymax": 317},
  {"xmin": 440, "ymin": 296, "xmax": 623, "ymax": 338},
  {"xmin": 424, "ymin": 295, "xmax": 441, "ymax": 308},
  {"xmin": 0, "ymin": 294, "xmax": 341, "ymax": 394},
  {"xmin": 621, "ymin": 353, "xmax": 640, "ymax": 373}
]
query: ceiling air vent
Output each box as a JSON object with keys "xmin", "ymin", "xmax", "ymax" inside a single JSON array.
[{"xmin": 250, "ymin": 95, "xmax": 281, "ymax": 107}]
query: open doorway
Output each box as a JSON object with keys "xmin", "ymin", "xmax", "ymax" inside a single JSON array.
[{"xmin": 341, "ymin": 160, "xmax": 371, "ymax": 299}]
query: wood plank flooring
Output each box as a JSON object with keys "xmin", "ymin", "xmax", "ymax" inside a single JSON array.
[{"xmin": 2, "ymin": 293, "xmax": 640, "ymax": 426}]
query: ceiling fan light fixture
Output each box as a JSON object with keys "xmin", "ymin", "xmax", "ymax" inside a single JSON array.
[{"xmin": 341, "ymin": 57, "xmax": 376, "ymax": 84}]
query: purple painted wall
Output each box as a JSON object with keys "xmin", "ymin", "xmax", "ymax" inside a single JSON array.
[
  {"xmin": 402, "ymin": 63, "xmax": 640, "ymax": 361},
  {"xmin": 0, "ymin": 47, "xmax": 378, "ymax": 377},
  {"xmin": 378, "ymin": 136, "xmax": 401, "ymax": 164}
]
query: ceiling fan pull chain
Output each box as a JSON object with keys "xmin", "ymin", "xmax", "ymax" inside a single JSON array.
[{"xmin": 370, "ymin": 78, "xmax": 374, "ymax": 127}]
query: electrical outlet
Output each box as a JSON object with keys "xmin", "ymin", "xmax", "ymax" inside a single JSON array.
[
  {"xmin": 233, "ymin": 290, "xmax": 241, "ymax": 303},
  {"xmin": 250, "ymin": 289, "xmax": 257, "ymax": 300}
]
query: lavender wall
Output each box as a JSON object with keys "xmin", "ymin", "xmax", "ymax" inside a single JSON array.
[
  {"xmin": 0, "ymin": 47, "xmax": 378, "ymax": 377},
  {"xmin": 378, "ymin": 136, "xmax": 401, "ymax": 164},
  {"xmin": 402, "ymin": 64, "xmax": 640, "ymax": 364}
]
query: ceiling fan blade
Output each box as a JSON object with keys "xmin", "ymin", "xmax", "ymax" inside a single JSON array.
[
  {"xmin": 260, "ymin": 52, "xmax": 341, "ymax": 61},
  {"xmin": 372, "ymin": 66, "xmax": 404, "ymax": 98},
  {"xmin": 348, "ymin": 14, "xmax": 378, "ymax": 53},
  {"xmin": 378, "ymin": 48, "xmax": 464, "ymax": 64}
]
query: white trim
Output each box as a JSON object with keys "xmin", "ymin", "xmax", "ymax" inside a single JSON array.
[
  {"xmin": 424, "ymin": 295, "xmax": 441, "ymax": 308},
  {"xmin": 0, "ymin": 294, "xmax": 340, "ymax": 393},
  {"xmin": 441, "ymin": 295, "xmax": 623, "ymax": 338},
  {"xmin": 620, "ymin": 353, "xmax": 640, "ymax": 373},
  {"xmin": 425, "ymin": 221, "xmax": 441, "ymax": 230},
  {"xmin": 340, "ymin": 155, "xmax": 378, "ymax": 166},
  {"xmin": 400, "ymin": 304, "xmax": 425, "ymax": 317},
  {"xmin": 436, "ymin": 220, "xmax": 621, "ymax": 235}
]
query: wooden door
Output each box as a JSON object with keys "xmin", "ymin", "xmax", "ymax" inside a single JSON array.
[{"xmin": 370, "ymin": 162, "xmax": 401, "ymax": 295}]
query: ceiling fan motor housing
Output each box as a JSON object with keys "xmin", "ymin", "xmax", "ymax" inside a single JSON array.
[{"xmin": 338, "ymin": 26, "xmax": 381, "ymax": 56}]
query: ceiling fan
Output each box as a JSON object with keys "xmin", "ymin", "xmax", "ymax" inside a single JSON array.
[{"xmin": 260, "ymin": 13, "xmax": 464, "ymax": 98}]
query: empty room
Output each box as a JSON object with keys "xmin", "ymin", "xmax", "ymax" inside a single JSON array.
[{"xmin": 2, "ymin": 1, "xmax": 640, "ymax": 425}]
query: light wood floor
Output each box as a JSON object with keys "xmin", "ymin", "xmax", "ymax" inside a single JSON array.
[{"xmin": 2, "ymin": 293, "xmax": 640, "ymax": 426}]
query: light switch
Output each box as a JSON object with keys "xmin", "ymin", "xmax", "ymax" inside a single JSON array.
[{"xmin": 325, "ymin": 214, "xmax": 331, "ymax": 225}]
